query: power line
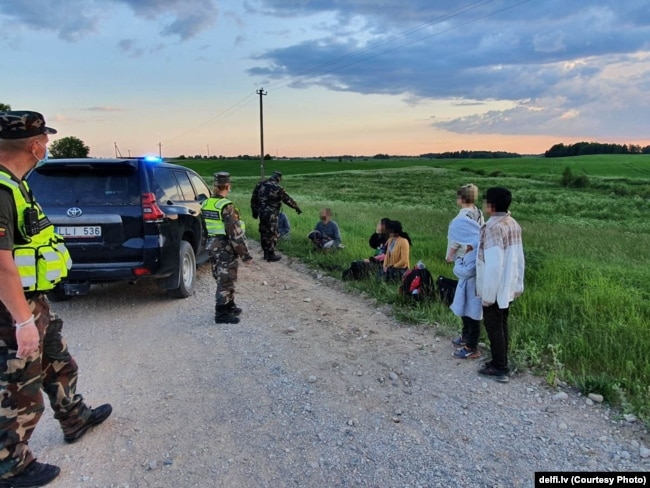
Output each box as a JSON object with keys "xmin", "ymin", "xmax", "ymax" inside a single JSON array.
[
  {"xmin": 162, "ymin": 0, "xmax": 533, "ymax": 152},
  {"xmin": 264, "ymin": 0, "xmax": 495, "ymax": 92},
  {"xmin": 163, "ymin": 91, "xmax": 257, "ymax": 145},
  {"xmin": 265, "ymin": 0, "xmax": 533, "ymax": 92}
]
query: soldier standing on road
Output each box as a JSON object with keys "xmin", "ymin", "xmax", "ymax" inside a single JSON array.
[
  {"xmin": 203, "ymin": 172, "xmax": 253, "ymax": 324},
  {"xmin": 0, "ymin": 111, "xmax": 112, "ymax": 487},
  {"xmin": 250, "ymin": 171, "xmax": 301, "ymax": 262}
]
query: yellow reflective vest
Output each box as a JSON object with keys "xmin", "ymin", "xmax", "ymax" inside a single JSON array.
[
  {"xmin": 202, "ymin": 197, "xmax": 245, "ymax": 236},
  {"xmin": 0, "ymin": 170, "xmax": 71, "ymax": 292}
]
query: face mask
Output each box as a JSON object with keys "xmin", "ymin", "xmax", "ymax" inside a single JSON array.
[
  {"xmin": 34, "ymin": 141, "xmax": 49, "ymax": 168},
  {"xmin": 320, "ymin": 216, "xmax": 327, "ymax": 221}
]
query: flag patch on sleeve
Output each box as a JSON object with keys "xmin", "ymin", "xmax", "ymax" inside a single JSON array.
[{"xmin": 0, "ymin": 227, "xmax": 6, "ymax": 237}]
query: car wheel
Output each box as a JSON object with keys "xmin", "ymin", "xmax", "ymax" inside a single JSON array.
[
  {"xmin": 47, "ymin": 283, "xmax": 72, "ymax": 302},
  {"xmin": 168, "ymin": 241, "xmax": 196, "ymax": 298}
]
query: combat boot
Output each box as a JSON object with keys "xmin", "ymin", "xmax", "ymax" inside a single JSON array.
[
  {"xmin": 265, "ymin": 252, "xmax": 282, "ymax": 262},
  {"xmin": 226, "ymin": 300, "xmax": 242, "ymax": 316},
  {"xmin": 215, "ymin": 305, "xmax": 240, "ymax": 324}
]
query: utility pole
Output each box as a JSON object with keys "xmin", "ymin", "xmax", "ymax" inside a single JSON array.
[
  {"xmin": 158, "ymin": 142, "xmax": 162, "ymax": 159},
  {"xmin": 257, "ymin": 87, "xmax": 267, "ymax": 179},
  {"xmin": 207, "ymin": 144, "xmax": 210, "ymax": 159}
]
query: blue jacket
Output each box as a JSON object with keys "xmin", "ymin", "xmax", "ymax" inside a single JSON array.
[{"xmin": 450, "ymin": 249, "xmax": 483, "ymax": 321}]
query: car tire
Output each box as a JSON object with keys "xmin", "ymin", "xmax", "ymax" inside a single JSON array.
[
  {"xmin": 47, "ymin": 283, "xmax": 72, "ymax": 302},
  {"xmin": 168, "ymin": 241, "xmax": 196, "ymax": 298}
]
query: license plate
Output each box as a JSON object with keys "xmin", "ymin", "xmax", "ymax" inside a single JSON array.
[{"xmin": 56, "ymin": 226, "xmax": 102, "ymax": 238}]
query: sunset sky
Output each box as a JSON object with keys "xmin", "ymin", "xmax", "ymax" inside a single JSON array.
[{"xmin": 2, "ymin": 0, "xmax": 649, "ymax": 158}]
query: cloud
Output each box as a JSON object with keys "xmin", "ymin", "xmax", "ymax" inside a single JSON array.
[
  {"xmin": 118, "ymin": 39, "xmax": 145, "ymax": 58},
  {"xmin": 0, "ymin": 0, "xmax": 101, "ymax": 41},
  {"xmin": 249, "ymin": 0, "xmax": 650, "ymax": 138},
  {"xmin": 116, "ymin": 0, "xmax": 218, "ymax": 40},
  {"xmin": 0, "ymin": 0, "xmax": 218, "ymax": 42},
  {"xmin": 85, "ymin": 106, "xmax": 125, "ymax": 112}
]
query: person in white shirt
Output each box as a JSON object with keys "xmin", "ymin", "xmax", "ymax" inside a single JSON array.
[{"xmin": 476, "ymin": 187, "xmax": 525, "ymax": 383}]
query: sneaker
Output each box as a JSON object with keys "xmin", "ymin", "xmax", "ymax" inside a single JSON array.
[
  {"xmin": 451, "ymin": 335, "xmax": 466, "ymax": 347},
  {"xmin": 453, "ymin": 346, "xmax": 481, "ymax": 360},
  {"xmin": 64, "ymin": 404, "xmax": 112, "ymax": 443},
  {"xmin": 0, "ymin": 461, "xmax": 60, "ymax": 487},
  {"xmin": 478, "ymin": 363, "xmax": 510, "ymax": 383}
]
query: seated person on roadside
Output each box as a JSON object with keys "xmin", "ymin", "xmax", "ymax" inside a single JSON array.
[
  {"xmin": 381, "ymin": 220, "xmax": 411, "ymax": 281},
  {"xmin": 364, "ymin": 217, "xmax": 390, "ymax": 265},
  {"xmin": 342, "ymin": 218, "xmax": 390, "ymax": 281},
  {"xmin": 307, "ymin": 208, "xmax": 344, "ymax": 250},
  {"xmin": 278, "ymin": 211, "xmax": 290, "ymax": 240},
  {"xmin": 446, "ymin": 183, "xmax": 484, "ymax": 262}
]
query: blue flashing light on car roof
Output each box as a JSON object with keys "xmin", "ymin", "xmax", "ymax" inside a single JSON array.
[{"xmin": 143, "ymin": 156, "xmax": 162, "ymax": 163}]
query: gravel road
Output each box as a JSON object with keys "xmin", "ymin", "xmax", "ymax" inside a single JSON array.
[{"xmin": 31, "ymin": 244, "xmax": 649, "ymax": 488}]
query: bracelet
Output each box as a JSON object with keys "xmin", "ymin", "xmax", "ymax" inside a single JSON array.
[{"xmin": 15, "ymin": 315, "xmax": 35, "ymax": 329}]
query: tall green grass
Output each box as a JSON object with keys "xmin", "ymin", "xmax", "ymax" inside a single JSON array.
[{"xmin": 178, "ymin": 156, "xmax": 650, "ymax": 421}]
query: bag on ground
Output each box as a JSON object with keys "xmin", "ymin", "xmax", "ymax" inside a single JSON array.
[
  {"xmin": 342, "ymin": 260, "xmax": 374, "ymax": 281},
  {"xmin": 436, "ymin": 276, "xmax": 459, "ymax": 306},
  {"xmin": 399, "ymin": 266, "xmax": 435, "ymax": 301}
]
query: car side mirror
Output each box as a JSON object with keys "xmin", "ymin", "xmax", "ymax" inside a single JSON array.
[{"xmin": 198, "ymin": 193, "xmax": 208, "ymax": 203}]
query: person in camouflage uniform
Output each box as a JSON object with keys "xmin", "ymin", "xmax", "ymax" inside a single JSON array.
[
  {"xmin": 203, "ymin": 172, "xmax": 253, "ymax": 324},
  {"xmin": 0, "ymin": 111, "xmax": 112, "ymax": 487},
  {"xmin": 250, "ymin": 171, "xmax": 301, "ymax": 262}
]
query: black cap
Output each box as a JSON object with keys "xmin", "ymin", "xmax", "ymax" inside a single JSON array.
[
  {"xmin": 0, "ymin": 111, "xmax": 57, "ymax": 139},
  {"xmin": 272, "ymin": 171, "xmax": 282, "ymax": 180},
  {"xmin": 214, "ymin": 172, "xmax": 231, "ymax": 185}
]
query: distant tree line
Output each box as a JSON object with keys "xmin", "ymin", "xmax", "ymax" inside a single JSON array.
[
  {"xmin": 420, "ymin": 150, "xmax": 521, "ymax": 159},
  {"xmin": 177, "ymin": 154, "xmax": 274, "ymax": 160},
  {"xmin": 545, "ymin": 142, "xmax": 650, "ymax": 157}
]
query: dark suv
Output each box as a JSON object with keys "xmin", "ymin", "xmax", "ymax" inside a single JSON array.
[{"xmin": 27, "ymin": 157, "xmax": 211, "ymax": 299}]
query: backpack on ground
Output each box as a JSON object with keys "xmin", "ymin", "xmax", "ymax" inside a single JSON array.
[
  {"xmin": 436, "ymin": 276, "xmax": 459, "ymax": 306},
  {"xmin": 399, "ymin": 266, "xmax": 435, "ymax": 301},
  {"xmin": 342, "ymin": 260, "xmax": 375, "ymax": 281}
]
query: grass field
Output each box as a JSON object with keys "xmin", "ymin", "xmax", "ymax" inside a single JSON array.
[{"xmin": 177, "ymin": 154, "xmax": 650, "ymax": 421}]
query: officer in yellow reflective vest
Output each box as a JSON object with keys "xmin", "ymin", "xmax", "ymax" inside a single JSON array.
[
  {"xmin": 0, "ymin": 111, "xmax": 112, "ymax": 486},
  {"xmin": 202, "ymin": 172, "xmax": 253, "ymax": 324}
]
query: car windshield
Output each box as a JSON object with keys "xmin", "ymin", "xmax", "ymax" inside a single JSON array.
[{"xmin": 28, "ymin": 169, "xmax": 140, "ymax": 206}]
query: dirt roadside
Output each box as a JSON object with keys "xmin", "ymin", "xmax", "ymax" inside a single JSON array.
[{"xmin": 29, "ymin": 244, "xmax": 649, "ymax": 488}]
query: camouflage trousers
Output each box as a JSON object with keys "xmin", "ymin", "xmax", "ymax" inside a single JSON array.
[
  {"xmin": 211, "ymin": 250, "xmax": 239, "ymax": 307},
  {"xmin": 258, "ymin": 208, "xmax": 279, "ymax": 254},
  {"xmin": 0, "ymin": 295, "xmax": 91, "ymax": 478}
]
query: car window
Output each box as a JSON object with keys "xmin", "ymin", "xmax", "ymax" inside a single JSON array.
[
  {"xmin": 174, "ymin": 170, "xmax": 196, "ymax": 201},
  {"xmin": 103, "ymin": 175, "xmax": 140, "ymax": 204},
  {"xmin": 188, "ymin": 172, "xmax": 211, "ymax": 200},
  {"xmin": 28, "ymin": 170, "xmax": 139, "ymax": 206},
  {"xmin": 153, "ymin": 167, "xmax": 181, "ymax": 202}
]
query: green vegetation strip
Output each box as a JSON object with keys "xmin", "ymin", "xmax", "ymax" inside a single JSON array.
[{"xmin": 178, "ymin": 155, "xmax": 650, "ymax": 423}]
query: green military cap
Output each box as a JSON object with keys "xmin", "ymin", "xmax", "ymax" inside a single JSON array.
[
  {"xmin": 271, "ymin": 171, "xmax": 282, "ymax": 180},
  {"xmin": 0, "ymin": 110, "xmax": 57, "ymax": 139},
  {"xmin": 214, "ymin": 172, "xmax": 231, "ymax": 185}
]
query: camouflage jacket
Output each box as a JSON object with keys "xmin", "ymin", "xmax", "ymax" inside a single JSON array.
[
  {"xmin": 207, "ymin": 196, "xmax": 252, "ymax": 261},
  {"xmin": 252, "ymin": 178, "xmax": 300, "ymax": 213}
]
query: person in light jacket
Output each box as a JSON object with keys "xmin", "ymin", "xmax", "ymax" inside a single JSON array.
[
  {"xmin": 449, "ymin": 225, "xmax": 483, "ymax": 360},
  {"xmin": 476, "ymin": 187, "xmax": 525, "ymax": 383}
]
